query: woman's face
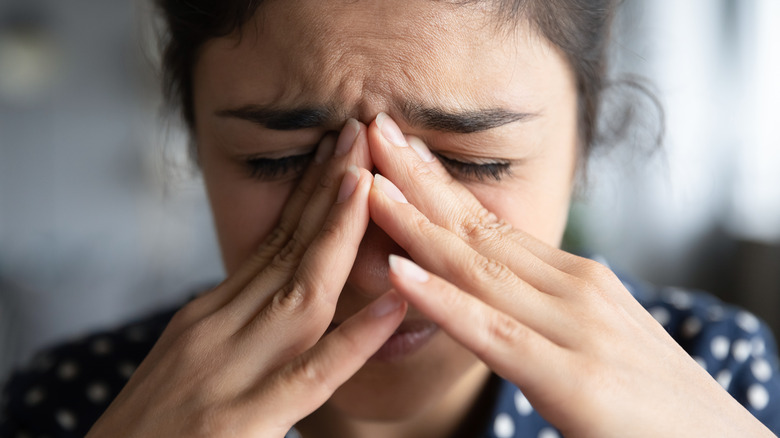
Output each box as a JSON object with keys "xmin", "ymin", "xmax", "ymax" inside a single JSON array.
[{"xmin": 193, "ymin": 0, "xmax": 577, "ymax": 422}]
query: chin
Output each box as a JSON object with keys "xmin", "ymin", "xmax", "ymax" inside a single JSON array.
[{"xmin": 323, "ymin": 334, "xmax": 486, "ymax": 421}]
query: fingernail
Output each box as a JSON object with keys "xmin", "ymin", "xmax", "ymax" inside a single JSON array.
[
  {"xmin": 337, "ymin": 165, "xmax": 361, "ymax": 203},
  {"xmin": 370, "ymin": 291, "xmax": 403, "ymax": 318},
  {"xmin": 314, "ymin": 135, "xmax": 337, "ymax": 164},
  {"xmin": 389, "ymin": 255, "xmax": 430, "ymax": 283},
  {"xmin": 376, "ymin": 112, "xmax": 408, "ymax": 147},
  {"xmin": 373, "ymin": 174, "xmax": 408, "ymax": 204},
  {"xmin": 334, "ymin": 118, "xmax": 361, "ymax": 157},
  {"xmin": 407, "ymin": 135, "xmax": 435, "ymax": 163}
]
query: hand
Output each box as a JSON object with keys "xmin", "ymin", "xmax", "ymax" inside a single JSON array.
[
  {"xmin": 87, "ymin": 120, "xmax": 407, "ymax": 437},
  {"xmin": 365, "ymin": 114, "xmax": 774, "ymax": 437}
]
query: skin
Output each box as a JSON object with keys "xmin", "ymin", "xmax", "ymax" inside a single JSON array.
[
  {"xmin": 196, "ymin": 1, "xmax": 577, "ymax": 435},
  {"xmin": 86, "ymin": 1, "xmax": 774, "ymax": 437}
]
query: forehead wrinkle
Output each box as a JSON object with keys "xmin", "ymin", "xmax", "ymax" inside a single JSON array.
[{"xmin": 241, "ymin": 0, "xmax": 543, "ymax": 123}]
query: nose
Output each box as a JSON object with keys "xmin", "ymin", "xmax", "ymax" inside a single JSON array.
[
  {"xmin": 342, "ymin": 118, "xmax": 406, "ymax": 299},
  {"xmin": 346, "ymin": 220, "xmax": 408, "ymax": 300}
]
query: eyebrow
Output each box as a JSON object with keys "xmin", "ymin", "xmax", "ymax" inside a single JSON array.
[
  {"xmin": 216, "ymin": 102, "xmax": 536, "ymax": 134},
  {"xmin": 401, "ymin": 102, "xmax": 537, "ymax": 134},
  {"xmin": 215, "ymin": 106, "xmax": 335, "ymax": 131}
]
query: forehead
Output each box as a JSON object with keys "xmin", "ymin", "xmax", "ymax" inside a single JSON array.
[{"xmin": 194, "ymin": 0, "xmax": 570, "ymax": 124}]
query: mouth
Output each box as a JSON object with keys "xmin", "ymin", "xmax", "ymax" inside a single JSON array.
[{"xmin": 326, "ymin": 319, "xmax": 439, "ymax": 362}]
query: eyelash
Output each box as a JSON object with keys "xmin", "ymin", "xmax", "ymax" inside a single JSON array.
[
  {"xmin": 245, "ymin": 151, "xmax": 315, "ymax": 181},
  {"xmin": 243, "ymin": 151, "xmax": 511, "ymax": 182},
  {"xmin": 434, "ymin": 154, "xmax": 512, "ymax": 182}
]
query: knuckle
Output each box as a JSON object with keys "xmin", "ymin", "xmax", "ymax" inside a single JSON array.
[
  {"xmin": 290, "ymin": 355, "xmax": 335, "ymax": 396},
  {"xmin": 458, "ymin": 207, "xmax": 503, "ymax": 245},
  {"xmin": 169, "ymin": 300, "xmax": 204, "ymax": 331},
  {"xmin": 272, "ymin": 231, "xmax": 308, "ymax": 269},
  {"xmin": 478, "ymin": 312, "xmax": 523, "ymax": 356},
  {"xmin": 413, "ymin": 212, "xmax": 437, "ymax": 237},
  {"xmin": 315, "ymin": 171, "xmax": 338, "ymax": 194},
  {"xmin": 270, "ymin": 278, "xmax": 326, "ymax": 319},
  {"xmin": 262, "ymin": 223, "xmax": 292, "ymax": 253},
  {"xmin": 269, "ymin": 283, "xmax": 306, "ymax": 318},
  {"xmin": 411, "ymin": 155, "xmax": 436, "ymax": 177},
  {"xmin": 576, "ymin": 259, "xmax": 618, "ymax": 286},
  {"xmin": 318, "ymin": 214, "xmax": 346, "ymax": 243},
  {"xmin": 468, "ymin": 253, "xmax": 514, "ymax": 285}
]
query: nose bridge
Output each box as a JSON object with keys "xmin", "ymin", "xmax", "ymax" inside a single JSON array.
[{"xmin": 330, "ymin": 55, "xmax": 407, "ymax": 126}]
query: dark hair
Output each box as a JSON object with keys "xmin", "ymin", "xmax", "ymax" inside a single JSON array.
[{"xmin": 154, "ymin": 0, "xmax": 618, "ymax": 155}]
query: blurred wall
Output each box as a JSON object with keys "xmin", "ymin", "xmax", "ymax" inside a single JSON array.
[
  {"xmin": 0, "ymin": 0, "xmax": 224, "ymax": 379},
  {"xmin": 1, "ymin": 0, "xmax": 779, "ymax": 382},
  {"xmin": 576, "ymin": 0, "xmax": 780, "ymax": 335}
]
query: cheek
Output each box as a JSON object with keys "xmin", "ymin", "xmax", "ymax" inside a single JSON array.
[
  {"xmin": 469, "ymin": 177, "xmax": 573, "ymax": 248},
  {"xmin": 202, "ymin": 163, "xmax": 294, "ymax": 274}
]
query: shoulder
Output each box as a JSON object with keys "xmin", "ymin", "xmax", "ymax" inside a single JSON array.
[
  {"xmin": 0, "ymin": 305, "xmax": 179, "ymax": 437},
  {"xmin": 624, "ymin": 275, "xmax": 780, "ymax": 432}
]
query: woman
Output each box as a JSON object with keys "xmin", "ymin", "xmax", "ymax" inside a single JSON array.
[{"xmin": 2, "ymin": 0, "xmax": 779, "ymax": 436}]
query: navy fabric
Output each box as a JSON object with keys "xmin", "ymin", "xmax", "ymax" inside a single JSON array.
[{"xmin": 3, "ymin": 274, "xmax": 780, "ymax": 437}]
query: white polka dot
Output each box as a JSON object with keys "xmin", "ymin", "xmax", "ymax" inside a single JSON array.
[
  {"xmin": 55, "ymin": 409, "xmax": 77, "ymax": 430},
  {"xmin": 24, "ymin": 387, "xmax": 45, "ymax": 406},
  {"xmin": 708, "ymin": 305, "xmax": 725, "ymax": 321},
  {"xmin": 736, "ymin": 312, "xmax": 760, "ymax": 333},
  {"xmin": 57, "ymin": 361, "xmax": 79, "ymax": 381},
  {"xmin": 710, "ymin": 336, "xmax": 730, "ymax": 360},
  {"xmin": 681, "ymin": 316, "xmax": 702, "ymax": 339},
  {"xmin": 118, "ymin": 362, "xmax": 137, "ymax": 379},
  {"xmin": 716, "ymin": 370, "xmax": 732, "ymax": 389},
  {"xmin": 493, "ymin": 413, "xmax": 515, "ymax": 438},
  {"xmin": 649, "ymin": 307, "xmax": 671, "ymax": 327},
  {"xmin": 667, "ymin": 288, "xmax": 693, "ymax": 310},
  {"xmin": 693, "ymin": 356, "xmax": 708, "ymax": 370},
  {"xmin": 748, "ymin": 384, "xmax": 769, "ymax": 410},
  {"xmin": 92, "ymin": 337, "xmax": 113, "ymax": 355},
  {"xmin": 732, "ymin": 339, "xmax": 752, "ymax": 362},
  {"xmin": 538, "ymin": 428, "xmax": 561, "ymax": 438},
  {"xmin": 87, "ymin": 382, "xmax": 109, "ymax": 404},
  {"xmin": 514, "ymin": 389, "xmax": 533, "ymax": 416},
  {"xmin": 751, "ymin": 359, "xmax": 772, "ymax": 382},
  {"xmin": 752, "ymin": 338, "xmax": 767, "ymax": 357}
]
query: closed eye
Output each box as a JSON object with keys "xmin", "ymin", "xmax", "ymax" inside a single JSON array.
[
  {"xmin": 244, "ymin": 151, "xmax": 315, "ymax": 181},
  {"xmin": 434, "ymin": 153, "xmax": 512, "ymax": 182}
]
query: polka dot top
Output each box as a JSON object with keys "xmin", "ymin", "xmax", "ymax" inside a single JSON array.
[{"xmin": 3, "ymin": 273, "xmax": 780, "ymax": 437}]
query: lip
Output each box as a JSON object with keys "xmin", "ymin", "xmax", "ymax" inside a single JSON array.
[{"xmin": 326, "ymin": 319, "xmax": 440, "ymax": 363}]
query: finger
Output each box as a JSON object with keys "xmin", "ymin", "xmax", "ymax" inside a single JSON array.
[
  {"xmin": 244, "ymin": 291, "xmax": 407, "ymax": 432},
  {"xmin": 168, "ymin": 134, "xmax": 340, "ymax": 328},
  {"xmin": 369, "ymin": 172, "xmax": 577, "ymax": 300},
  {"xmin": 271, "ymin": 119, "xmax": 371, "ymax": 268},
  {"xmin": 232, "ymin": 167, "xmax": 375, "ymax": 361},
  {"xmin": 368, "ymin": 176, "xmax": 575, "ymax": 343},
  {"xmin": 220, "ymin": 120, "xmax": 372, "ymax": 326},
  {"xmin": 367, "ymin": 114, "xmax": 572, "ymax": 286},
  {"xmin": 370, "ymin": 173, "xmax": 655, "ymax": 338},
  {"xmin": 387, "ymin": 255, "xmax": 564, "ymax": 395}
]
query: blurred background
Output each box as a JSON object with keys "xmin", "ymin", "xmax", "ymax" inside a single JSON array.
[{"xmin": 1, "ymin": 0, "xmax": 779, "ymax": 382}]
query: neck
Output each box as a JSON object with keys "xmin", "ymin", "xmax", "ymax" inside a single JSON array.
[{"xmin": 297, "ymin": 363, "xmax": 492, "ymax": 438}]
